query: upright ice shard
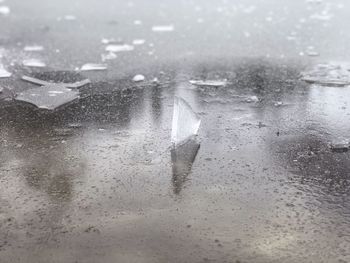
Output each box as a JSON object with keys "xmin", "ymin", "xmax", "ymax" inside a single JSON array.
[{"xmin": 171, "ymin": 96, "xmax": 201, "ymax": 146}]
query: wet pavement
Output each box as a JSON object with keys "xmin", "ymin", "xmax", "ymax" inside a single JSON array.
[{"xmin": 1, "ymin": 0, "xmax": 350, "ymax": 263}]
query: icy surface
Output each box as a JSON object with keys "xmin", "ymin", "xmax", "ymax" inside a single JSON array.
[{"xmin": 171, "ymin": 97, "xmax": 201, "ymax": 146}]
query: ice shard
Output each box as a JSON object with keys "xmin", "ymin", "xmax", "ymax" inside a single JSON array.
[
  {"xmin": 171, "ymin": 96, "xmax": 201, "ymax": 146},
  {"xmin": 0, "ymin": 66, "xmax": 11, "ymax": 78},
  {"xmin": 105, "ymin": 44, "xmax": 134, "ymax": 53},
  {"xmin": 80, "ymin": 63, "xmax": 107, "ymax": 71},
  {"xmin": 15, "ymin": 85, "xmax": 80, "ymax": 110},
  {"xmin": 152, "ymin": 25, "xmax": 175, "ymax": 32},
  {"xmin": 21, "ymin": 75, "xmax": 91, "ymax": 89},
  {"xmin": 24, "ymin": 45, "xmax": 44, "ymax": 52},
  {"xmin": 301, "ymin": 63, "xmax": 350, "ymax": 87},
  {"xmin": 22, "ymin": 59, "xmax": 46, "ymax": 68},
  {"xmin": 189, "ymin": 80, "xmax": 228, "ymax": 87}
]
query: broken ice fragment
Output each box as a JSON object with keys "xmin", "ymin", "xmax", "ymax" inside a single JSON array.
[
  {"xmin": 306, "ymin": 51, "xmax": 320, "ymax": 57},
  {"xmin": 80, "ymin": 63, "xmax": 107, "ymax": 71},
  {"xmin": 189, "ymin": 80, "xmax": 228, "ymax": 87},
  {"xmin": 171, "ymin": 97, "xmax": 201, "ymax": 146},
  {"xmin": 0, "ymin": 66, "xmax": 11, "ymax": 78},
  {"xmin": 134, "ymin": 20, "xmax": 142, "ymax": 25},
  {"xmin": 101, "ymin": 38, "xmax": 114, "ymax": 44},
  {"xmin": 132, "ymin": 39, "xmax": 146, "ymax": 45},
  {"xmin": 301, "ymin": 63, "xmax": 350, "ymax": 87},
  {"xmin": 245, "ymin": 95, "xmax": 259, "ymax": 103},
  {"xmin": 274, "ymin": 101, "xmax": 283, "ymax": 107},
  {"xmin": 171, "ymin": 139, "xmax": 200, "ymax": 194},
  {"xmin": 152, "ymin": 25, "xmax": 175, "ymax": 32},
  {"xmin": 132, "ymin": 74, "xmax": 145, "ymax": 82},
  {"xmin": 330, "ymin": 143, "xmax": 349, "ymax": 153},
  {"xmin": 24, "ymin": 45, "xmax": 44, "ymax": 52},
  {"xmin": 242, "ymin": 5, "xmax": 256, "ymax": 14},
  {"xmin": 21, "ymin": 75, "xmax": 52, "ymax": 86},
  {"xmin": 152, "ymin": 77, "xmax": 160, "ymax": 84},
  {"xmin": 65, "ymin": 79, "xmax": 91, "ymax": 89},
  {"xmin": 21, "ymin": 75, "xmax": 91, "ymax": 89},
  {"xmin": 0, "ymin": 86, "xmax": 3, "ymax": 93},
  {"xmin": 23, "ymin": 59, "xmax": 46, "ymax": 68},
  {"xmin": 0, "ymin": 6, "xmax": 10, "ymax": 15},
  {"xmin": 101, "ymin": 52, "xmax": 117, "ymax": 61},
  {"xmin": 101, "ymin": 38, "xmax": 121, "ymax": 45},
  {"xmin": 105, "ymin": 44, "xmax": 134, "ymax": 53},
  {"xmin": 310, "ymin": 13, "xmax": 333, "ymax": 21},
  {"xmin": 15, "ymin": 85, "xmax": 80, "ymax": 110}
]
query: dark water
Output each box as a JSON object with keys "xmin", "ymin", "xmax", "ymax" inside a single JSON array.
[{"xmin": 1, "ymin": 0, "xmax": 350, "ymax": 262}]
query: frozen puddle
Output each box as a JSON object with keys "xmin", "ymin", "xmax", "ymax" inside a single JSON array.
[
  {"xmin": 301, "ymin": 62, "xmax": 350, "ymax": 86},
  {"xmin": 171, "ymin": 97, "xmax": 201, "ymax": 146},
  {"xmin": 15, "ymin": 85, "xmax": 80, "ymax": 110}
]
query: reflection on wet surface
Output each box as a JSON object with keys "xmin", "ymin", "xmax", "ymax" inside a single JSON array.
[
  {"xmin": 171, "ymin": 139, "xmax": 200, "ymax": 195},
  {"xmin": 1, "ymin": 60, "xmax": 350, "ymax": 262}
]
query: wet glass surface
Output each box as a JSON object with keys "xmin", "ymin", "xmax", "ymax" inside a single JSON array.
[{"xmin": 1, "ymin": 0, "xmax": 350, "ymax": 262}]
